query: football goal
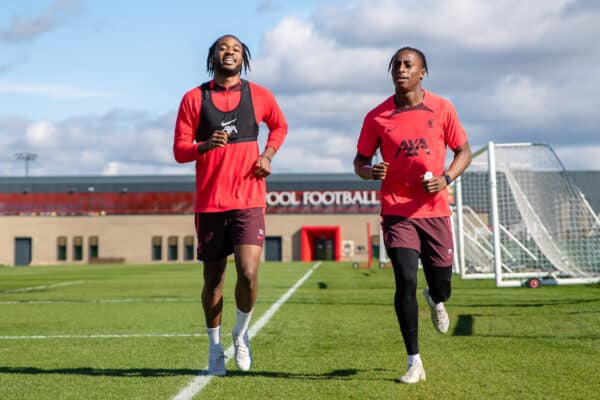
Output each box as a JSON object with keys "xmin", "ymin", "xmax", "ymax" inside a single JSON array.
[{"xmin": 454, "ymin": 142, "xmax": 600, "ymax": 287}]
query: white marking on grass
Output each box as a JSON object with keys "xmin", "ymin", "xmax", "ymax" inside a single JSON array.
[
  {"xmin": 0, "ymin": 333, "xmax": 207, "ymax": 340},
  {"xmin": 0, "ymin": 298, "xmax": 196, "ymax": 305},
  {"xmin": 0, "ymin": 280, "xmax": 84, "ymax": 294},
  {"xmin": 172, "ymin": 261, "xmax": 322, "ymax": 400}
]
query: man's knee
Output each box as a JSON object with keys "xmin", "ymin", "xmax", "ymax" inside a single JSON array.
[{"xmin": 236, "ymin": 265, "xmax": 258, "ymax": 287}]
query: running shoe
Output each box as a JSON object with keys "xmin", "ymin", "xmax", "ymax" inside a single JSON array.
[{"xmin": 423, "ymin": 287, "xmax": 449, "ymax": 333}]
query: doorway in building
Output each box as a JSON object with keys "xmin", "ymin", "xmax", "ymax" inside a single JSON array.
[
  {"xmin": 265, "ymin": 236, "xmax": 282, "ymax": 261},
  {"xmin": 313, "ymin": 238, "xmax": 335, "ymax": 260},
  {"xmin": 14, "ymin": 237, "xmax": 32, "ymax": 266},
  {"xmin": 300, "ymin": 226, "xmax": 341, "ymax": 261}
]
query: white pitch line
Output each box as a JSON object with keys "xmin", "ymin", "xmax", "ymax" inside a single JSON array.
[
  {"xmin": 0, "ymin": 333, "xmax": 207, "ymax": 340},
  {"xmin": 0, "ymin": 298, "xmax": 197, "ymax": 305},
  {"xmin": 172, "ymin": 261, "xmax": 322, "ymax": 400},
  {"xmin": 0, "ymin": 280, "xmax": 85, "ymax": 294}
]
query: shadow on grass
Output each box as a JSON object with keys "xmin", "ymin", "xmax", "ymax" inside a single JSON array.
[
  {"xmin": 0, "ymin": 367, "xmax": 365, "ymax": 380},
  {"xmin": 451, "ymin": 313, "xmax": 600, "ymax": 340},
  {"xmin": 228, "ymin": 368, "xmax": 360, "ymax": 380},
  {"xmin": 452, "ymin": 314, "xmax": 474, "ymax": 336}
]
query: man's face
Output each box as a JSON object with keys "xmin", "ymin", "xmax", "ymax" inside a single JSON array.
[
  {"xmin": 390, "ymin": 50, "xmax": 426, "ymax": 92},
  {"xmin": 214, "ymin": 36, "xmax": 243, "ymax": 77}
]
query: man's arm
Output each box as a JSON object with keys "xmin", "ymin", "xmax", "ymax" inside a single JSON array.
[
  {"xmin": 354, "ymin": 152, "xmax": 388, "ymax": 180},
  {"xmin": 423, "ymin": 142, "xmax": 472, "ymax": 193},
  {"xmin": 173, "ymin": 90, "xmax": 202, "ymax": 163},
  {"xmin": 445, "ymin": 142, "xmax": 472, "ymax": 182}
]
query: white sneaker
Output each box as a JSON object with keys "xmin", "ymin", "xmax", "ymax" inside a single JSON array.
[
  {"xmin": 232, "ymin": 330, "xmax": 252, "ymax": 371},
  {"xmin": 423, "ymin": 287, "xmax": 449, "ymax": 334},
  {"xmin": 397, "ymin": 359, "xmax": 426, "ymax": 384},
  {"xmin": 207, "ymin": 344, "xmax": 226, "ymax": 376}
]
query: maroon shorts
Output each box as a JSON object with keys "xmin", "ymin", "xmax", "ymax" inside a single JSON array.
[
  {"xmin": 382, "ymin": 216, "xmax": 454, "ymax": 267},
  {"xmin": 195, "ymin": 207, "xmax": 265, "ymax": 261}
]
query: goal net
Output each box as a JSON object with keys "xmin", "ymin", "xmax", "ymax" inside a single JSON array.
[{"xmin": 455, "ymin": 142, "xmax": 600, "ymax": 286}]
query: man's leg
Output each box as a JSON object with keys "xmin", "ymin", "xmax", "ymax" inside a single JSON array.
[
  {"xmin": 233, "ymin": 244, "xmax": 262, "ymax": 312},
  {"xmin": 202, "ymin": 257, "xmax": 228, "ymax": 376},
  {"xmin": 388, "ymin": 247, "xmax": 420, "ymax": 356},
  {"xmin": 422, "ymin": 263, "xmax": 452, "ymax": 334},
  {"xmin": 202, "ymin": 258, "xmax": 228, "ymax": 328},
  {"xmin": 388, "ymin": 247, "xmax": 427, "ymax": 384},
  {"xmin": 422, "ymin": 263, "xmax": 452, "ymax": 304},
  {"xmin": 419, "ymin": 217, "xmax": 454, "ymax": 334},
  {"xmin": 231, "ymin": 244, "xmax": 262, "ymax": 371}
]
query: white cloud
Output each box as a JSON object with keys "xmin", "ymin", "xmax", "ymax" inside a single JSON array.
[
  {"xmin": 252, "ymin": 17, "xmax": 391, "ymax": 93},
  {"xmin": 272, "ymin": 127, "xmax": 357, "ymax": 173},
  {"xmin": 0, "ymin": 109, "xmax": 178, "ymax": 176},
  {"xmin": 102, "ymin": 161, "xmax": 191, "ymax": 176},
  {"xmin": 482, "ymin": 75, "xmax": 555, "ymax": 123},
  {"xmin": 0, "ymin": 0, "xmax": 83, "ymax": 43},
  {"xmin": 312, "ymin": 0, "xmax": 595, "ymax": 51},
  {"xmin": 275, "ymin": 146, "xmax": 348, "ymax": 173},
  {"xmin": 277, "ymin": 91, "xmax": 383, "ymax": 128},
  {"xmin": 25, "ymin": 121, "xmax": 58, "ymax": 147}
]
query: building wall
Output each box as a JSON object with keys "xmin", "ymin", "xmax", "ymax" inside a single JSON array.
[
  {"xmin": 1, "ymin": 215, "xmax": 194, "ymax": 266},
  {"xmin": 0, "ymin": 213, "xmax": 380, "ymax": 266},
  {"xmin": 267, "ymin": 214, "xmax": 381, "ymax": 262}
]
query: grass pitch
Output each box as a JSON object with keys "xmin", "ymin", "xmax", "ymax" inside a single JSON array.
[{"xmin": 0, "ymin": 261, "xmax": 598, "ymax": 399}]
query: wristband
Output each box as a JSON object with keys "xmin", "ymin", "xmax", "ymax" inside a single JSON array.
[
  {"xmin": 260, "ymin": 154, "xmax": 272, "ymax": 162},
  {"xmin": 443, "ymin": 173, "xmax": 452, "ymax": 185}
]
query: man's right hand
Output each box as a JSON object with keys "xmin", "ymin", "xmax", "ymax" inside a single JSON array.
[
  {"xmin": 207, "ymin": 130, "xmax": 230, "ymax": 149},
  {"xmin": 371, "ymin": 161, "xmax": 389, "ymax": 180},
  {"xmin": 198, "ymin": 130, "xmax": 230, "ymax": 154}
]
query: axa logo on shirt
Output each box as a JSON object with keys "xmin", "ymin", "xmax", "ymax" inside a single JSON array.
[
  {"xmin": 394, "ymin": 138, "xmax": 430, "ymax": 158},
  {"xmin": 220, "ymin": 118, "xmax": 238, "ymax": 135}
]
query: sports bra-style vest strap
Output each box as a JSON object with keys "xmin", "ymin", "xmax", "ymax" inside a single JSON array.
[{"xmin": 195, "ymin": 79, "xmax": 260, "ymax": 144}]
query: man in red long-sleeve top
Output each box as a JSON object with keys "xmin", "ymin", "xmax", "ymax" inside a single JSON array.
[{"xmin": 173, "ymin": 34, "xmax": 287, "ymax": 376}]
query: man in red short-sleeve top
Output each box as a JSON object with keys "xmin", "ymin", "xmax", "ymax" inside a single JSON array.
[
  {"xmin": 354, "ymin": 47, "xmax": 471, "ymax": 384},
  {"xmin": 173, "ymin": 34, "xmax": 287, "ymax": 376}
]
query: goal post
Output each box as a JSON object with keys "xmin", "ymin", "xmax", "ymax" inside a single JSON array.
[{"xmin": 455, "ymin": 141, "xmax": 600, "ymax": 287}]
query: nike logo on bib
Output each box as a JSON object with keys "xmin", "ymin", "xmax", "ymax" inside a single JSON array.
[
  {"xmin": 221, "ymin": 119, "xmax": 237, "ymax": 127},
  {"xmin": 220, "ymin": 119, "xmax": 238, "ymax": 135}
]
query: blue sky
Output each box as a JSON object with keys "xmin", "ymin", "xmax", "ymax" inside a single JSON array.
[
  {"xmin": 0, "ymin": 1, "xmax": 318, "ymax": 120},
  {"xmin": 1, "ymin": 0, "xmax": 599, "ymax": 176}
]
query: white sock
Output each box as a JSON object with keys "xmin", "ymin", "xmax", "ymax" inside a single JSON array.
[
  {"xmin": 408, "ymin": 354, "xmax": 421, "ymax": 367},
  {"xmin": 233, "ymin": 308, "xmax": 253, "ymax": 335},
  {"xmin": 207, "ymin": 326, "xmax": 221, "ymax": 347}
]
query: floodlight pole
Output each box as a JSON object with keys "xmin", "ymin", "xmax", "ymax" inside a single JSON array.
[{"xmin": 15, "ymin": 152, "xmax": 37, "ymax": 177}]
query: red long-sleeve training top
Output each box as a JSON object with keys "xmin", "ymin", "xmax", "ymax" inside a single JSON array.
[{"xmin": 173, "ymin": 80, "xmax": 288, "ymax": 212}]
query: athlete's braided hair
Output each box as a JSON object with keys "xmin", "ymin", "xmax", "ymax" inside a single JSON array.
[
  {"xmin": 206, "ymin": 34, "xmax": 252, "ymax": 76},
  {"xmin": 388, "ymin": 47, "xmax": 428, "ymax": 75}
]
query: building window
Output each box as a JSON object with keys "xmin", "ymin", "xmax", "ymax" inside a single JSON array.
[
  {"xmin": 57, "ymin": 236, "xmax": 67, "ymax": 261},
  {"xmin": 184, "ymin": 235, "xmax": 195, "ymax": 261},
  {"xmin": 89, "ymin": 236, "xmax": 99, "ymax": 260},
  {"xmin": 168, "ymin": 236, "xmax": 178, "ymax": 261},
  {"xmin": 152, "ymin": 236, "xmax": 162, "ymax": 261},
  {"xmin": 73, "ymin": 236, "xmax": 83, "ymax": 261}
]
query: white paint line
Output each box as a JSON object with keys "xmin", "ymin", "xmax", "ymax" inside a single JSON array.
[
  {"xmin": 0, "ymin": 280, "xmax": 85, "ymax": 294},
  {"xmin": 172, "ymin": 261, "xmax": 322, "ymax": 400},
  {"xmin": 0, "ymin": 333, "xmax": 207, "ymax": 340},
  {"xmin": 0, "ymin": 298, "xmax": 196, "ymax": 305}
]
